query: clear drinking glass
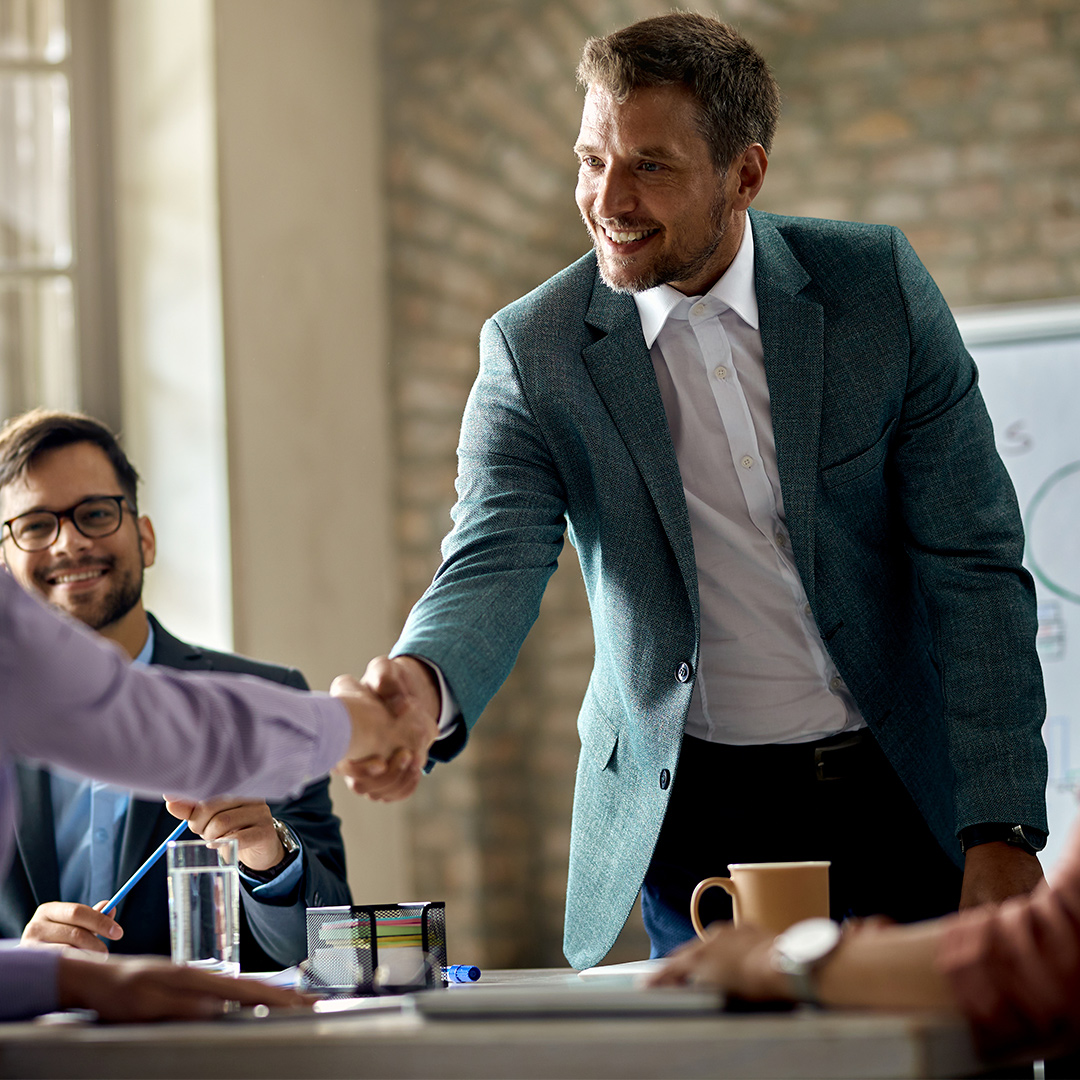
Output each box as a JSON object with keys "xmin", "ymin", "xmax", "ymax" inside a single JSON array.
[{"xmin": 167, "ymin": 838, "xmax": 240, "ymax": 977}]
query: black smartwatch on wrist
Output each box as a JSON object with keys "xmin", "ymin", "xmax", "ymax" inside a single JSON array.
[{"xmin": 959, "ymin": 823, "xmax": 1046, "ymax": 857}]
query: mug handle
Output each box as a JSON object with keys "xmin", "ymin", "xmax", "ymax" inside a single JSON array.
[{"xmin": 690, "ymin": 876, "xmax": 736, "ymax": 940}]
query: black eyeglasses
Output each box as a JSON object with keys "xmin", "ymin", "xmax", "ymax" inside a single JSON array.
[{"xmin": 1, "ymin": 495, "xmax": 135, "ymax": 552}]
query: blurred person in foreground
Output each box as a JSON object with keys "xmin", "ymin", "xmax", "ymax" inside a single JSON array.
[
  {"xmin": 0, "ymin": 410, "xmax": 350, "ymax": 969},
  {"xmin": 650, "ymin": 816, "xmax": 1080, "ymax": 1068},
  {"xmin": 348, "ymin": 10, "xmax": 1046, "ymax": 969},
  {"xmin": 0, "ymin": 540, "xmax": 421, "ymax": 1021}
]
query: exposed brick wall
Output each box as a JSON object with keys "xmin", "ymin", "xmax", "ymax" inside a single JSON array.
[{"xmin": 381, "ymin": 0, "xmax": 1080, "ymax": 968}]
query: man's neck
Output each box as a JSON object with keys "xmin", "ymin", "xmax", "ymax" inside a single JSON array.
[{"xmin": 98, "ymin": 604, "xmax": 151, "ymax": 661}]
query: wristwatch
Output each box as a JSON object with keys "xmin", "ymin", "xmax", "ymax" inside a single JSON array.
[
  {"xmin": 770, "ymin": 918, "xmax": 842, "ymax": 1005},
  {"xmin": 239, "ymin": 818, "xmax": 301, "ymax": 883},
  {"xmin": 959, "ymin": 823, "xmax": 1047, "ymax": 857}
]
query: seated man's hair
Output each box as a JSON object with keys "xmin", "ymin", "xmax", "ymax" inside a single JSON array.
[
  {"xmin": 576, "ymin": 12, "xmax": 781, "ymax": 171},
  {"xmin": 0, "ymin": 408, "xmax": 140, "ymax": 510}
]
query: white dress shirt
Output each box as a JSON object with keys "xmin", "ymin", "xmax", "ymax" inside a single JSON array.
[{"xmin": 634, "ymin": 214, "xmax": 866, "ymax": 745}]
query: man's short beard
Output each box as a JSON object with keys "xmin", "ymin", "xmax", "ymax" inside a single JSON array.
[
  {"xmin": 587, "ymin": 184, "xmax": 729, "ymax": 295},
  {"xmin": 86, "ymin": 574, "xmax": 143, "ymax": 632}
]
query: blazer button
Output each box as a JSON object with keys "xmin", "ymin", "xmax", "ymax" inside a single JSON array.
[
  {"xmin": 676, "ymin": 661, "xmax": 691, "ymax": 683},
  {"xmin": 659, "ymin": 769, "xmax": 671, "ymax": 790}
]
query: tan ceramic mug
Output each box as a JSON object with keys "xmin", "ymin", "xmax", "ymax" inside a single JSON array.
[{"xmin": 691, "ymin": 861, "xmax": 831, "ymax": 938}]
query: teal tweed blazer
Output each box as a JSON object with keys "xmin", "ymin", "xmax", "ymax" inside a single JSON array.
[{"xmin": 395, "ymin": 208, "xmax": 1047, "ymax": 970}]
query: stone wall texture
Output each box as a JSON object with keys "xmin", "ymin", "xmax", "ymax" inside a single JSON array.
[{"xmin": 380, "ymin": 0, "xmax": 1080, "ymax": 968}]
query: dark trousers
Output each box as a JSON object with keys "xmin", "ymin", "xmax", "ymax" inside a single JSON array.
[{"xmin": 642, "ymin": 730, "xmax": 963, "ymax": 958}]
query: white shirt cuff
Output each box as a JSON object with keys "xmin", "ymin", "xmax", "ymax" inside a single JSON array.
[{"xmin": 414, "ymin": 658, "xmax": 461, "ymax": 741}]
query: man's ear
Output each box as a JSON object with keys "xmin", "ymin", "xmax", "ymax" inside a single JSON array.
[
  {"xmin": 138, "ymin": 515, "xmax": 156, "ymax": 570},
  {"xmin": 732, "ymin": 144, "xmax": 768, "ymax": 210}
]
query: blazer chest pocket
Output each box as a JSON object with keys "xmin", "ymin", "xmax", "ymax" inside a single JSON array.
[{"xmin": 820, "ymin": 419, "xmax": 895, "ymax": 491}]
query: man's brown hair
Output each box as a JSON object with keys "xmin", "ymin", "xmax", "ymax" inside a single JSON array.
[
  {"xmin": 0, "ymin": 409, "xmax": 140, "ymax": 510},
  {"xmin": 577, "ymin": 11, "xmax": 781, "ymax": 170}
]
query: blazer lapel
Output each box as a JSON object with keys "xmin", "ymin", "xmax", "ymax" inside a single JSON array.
[
  {"xmin": 114, "ymin": 798, "xmax": 172, "ymax": 919},
  {"xmin": 147, "ymin": 614, "xmax": 209, "ymax": 671},
  {"xmin": 14, "ymin": 764, "xmax": 60, "ymax": 904},
  {"xmin": 581, "ymin": 274, "xmax": 700, "ymax": 621},
  {"xmin": 751, "ymin": 209, "xmax": 824, "ymax": 602}
]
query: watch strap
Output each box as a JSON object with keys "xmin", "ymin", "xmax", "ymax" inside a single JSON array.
[
  {"xmin": 239, "ymin": 818, "xmax": 301, "ymax": 883},
  {"xmin": 959, "ymin": 823, "xmax": 1046, "ymax": 856}
]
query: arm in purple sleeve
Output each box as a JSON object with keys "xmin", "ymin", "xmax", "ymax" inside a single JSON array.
[
  {"xmin": 0, "ymin": 944, "xmax": 61, "ymax": 1021},
  {"xmin": 0, "ymin": 572, "xmax": 351, "ymax": 801}
]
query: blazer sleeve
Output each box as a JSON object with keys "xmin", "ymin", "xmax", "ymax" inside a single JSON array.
[
  {"xmin": 237, "ymin": 668, "xmax": 352, "ymax": 968},
  {"xmin": 886, "ymin": 228, "xmax": 1046, "ymax": 833},
  {"xmin": 391, "ymin": 316, "xmax": 569, "ymax": 751},
  {"xmin": 938, "ymin": 821, "xmax": 1080, "ymax": 1059}
]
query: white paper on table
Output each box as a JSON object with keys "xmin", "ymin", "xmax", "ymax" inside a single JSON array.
[{"xmin": 577, "ymin": 958, "xmax": 666, "ymax": 979}]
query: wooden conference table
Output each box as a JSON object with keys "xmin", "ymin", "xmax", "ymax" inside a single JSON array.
[{"xmin": 0, "ymin": 967, "xmax": 982, "ymax": 1079}]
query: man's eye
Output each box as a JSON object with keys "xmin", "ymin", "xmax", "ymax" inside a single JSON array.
[
  {"xmin": 15, "ymin": 517, "xmax": 52, "ymax": 538},
  {"xmin": 580, "ymin": 156, "xmax": 603, "ymax": 168},
  {"xmin": 639, "ymin": 161, "xmax": 662, "ymax": 172}
]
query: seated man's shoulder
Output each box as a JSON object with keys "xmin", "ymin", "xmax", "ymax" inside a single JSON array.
[{"xmin": 147, "ymin": 615, "xmax": 306, "ymax": 689}]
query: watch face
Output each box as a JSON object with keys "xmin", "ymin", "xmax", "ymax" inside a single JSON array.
[{"xmin": 775, "ymin": 918, "xmax": 842, "ymax": 966}]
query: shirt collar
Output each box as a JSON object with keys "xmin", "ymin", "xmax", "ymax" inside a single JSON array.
[
  {"xmin": 633, "ymin": 212, "xmax": 758, "ymax": 347},
  {"xmin": 133, "ymin": 620, "xmax": 155, "ymax": 666}
]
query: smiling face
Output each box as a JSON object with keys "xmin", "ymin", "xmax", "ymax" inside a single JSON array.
[
  {"xmin": 0, "ymin": 440, "xmax": 154, "ymax": 655},
  {"xmin": 574, "ymin": 84, "xmax": 765, "ymax": 296}
]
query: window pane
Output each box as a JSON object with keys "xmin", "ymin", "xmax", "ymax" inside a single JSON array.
[
  {"xmin": 0, "ymin": 70, "xmax": 71, "ymax": 268},
  {"xmin": 0, "ymin": 0, "xmax": 67, "ymax": 63},
  {"xmin": 0, "ymin": 274, "xmax": 77, "ymax": 417}
]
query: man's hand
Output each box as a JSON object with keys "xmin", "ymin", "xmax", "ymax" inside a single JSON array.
[
  {"xmin": 331, "ymin": 655, "xmax": 440, "ymax": 802},
  {"xmin": 56, "ymin": 954, "xmax": 312, "ymax": 1022},
  {"xmin": 164, "ymin": 797, "xmax": 284, "ymax": 872},
  {"xmin": 646, "ymin": 922, "xmax": 784, "ymax": 999},
  {"xmin": 21, "ymin": 901, "xmax": 123, "ymax": 953},
  {"xmin": 960, "ymin": 842, "xmax": 1045, "ymax": 909}
]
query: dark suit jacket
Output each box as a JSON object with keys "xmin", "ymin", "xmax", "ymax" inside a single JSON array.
[
  {"xmin": 0, "ymin": 614, "xmax": 351, "ymax": 968},
  {"xmin": 395, "ymin": 209, "xmax": 1048, "ymax": 968}
]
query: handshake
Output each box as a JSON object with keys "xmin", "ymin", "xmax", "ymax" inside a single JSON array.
[{"xmin": 328, "ymin": 656, "xmax": 441, "ymax": 803}]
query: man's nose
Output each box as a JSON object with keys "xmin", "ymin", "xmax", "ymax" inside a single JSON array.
[
  {"xmin": 51, "ymin": 515, "xmax": 94, "ymax": 555},
  {"xmin": 593, "ymin": 167, "xmax": 637, "ymax": 220}
]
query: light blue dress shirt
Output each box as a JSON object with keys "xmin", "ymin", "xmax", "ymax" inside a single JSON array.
[{"xmin": 51, "ymin": 623, "xmax": 303, "ymax": 908}]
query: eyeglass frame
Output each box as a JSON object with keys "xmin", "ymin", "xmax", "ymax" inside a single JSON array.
[{"xmin": 1, "ymin": 495, "xmax": 137, "ymax": 553}]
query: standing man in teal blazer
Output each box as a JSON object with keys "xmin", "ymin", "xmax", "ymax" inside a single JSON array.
[{"xmin": 350, "ymin": 12, "xmax": 1047, "ymax": 968}]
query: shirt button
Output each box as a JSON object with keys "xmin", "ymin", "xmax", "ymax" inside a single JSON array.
[
  {"xmin": 741, "ymin": 455, "xmax": 754, "ymax": 469},
  {"xmin": 714, "ymin": 365, "xmax": 727, "ymax": 380},
  {"xmin": 676, "ymin": 662, "xmax": 691, "ymax": 683},
  {"xmin": 659, "ymin": 769, "xmax": 671, "ymax": 790},
  {"xmin": 776, "ymin": 532, "xmax": 787, "ymax": 548},
  {"xmin": 804, "ymin": 602, "xmax": 813, "ymax": 616},
  {"xmin": 830, "ymin": 676, "xmax": 844, "ymax": 691},
  {"xmin": 94, "ymin": 828, "xmax": 108, "ymax": 844},
  {"xmin": 692, "ymin": 303, "xmax": 705, "ymax": 317}
]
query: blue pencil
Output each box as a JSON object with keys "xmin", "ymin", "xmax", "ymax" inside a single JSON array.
[{"xmin": 100, "ymin": 818, "xmax": 189, "ymax": 915}]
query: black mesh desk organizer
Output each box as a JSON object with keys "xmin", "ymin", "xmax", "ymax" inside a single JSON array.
[{"xmin": 305, "ymin": 903, "xmax": 448, "ymax": 995}]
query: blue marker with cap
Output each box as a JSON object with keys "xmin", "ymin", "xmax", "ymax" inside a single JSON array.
[
  {"xmin": 101, "ymin": 818, "xmax": 188, "ymax": 915},
  {"xmin": 444, "ymin": 964, "xmax": 481, "ymax": 983}
]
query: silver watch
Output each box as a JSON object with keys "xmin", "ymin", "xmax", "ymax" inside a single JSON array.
[
  {"xmin": 239, "ymin": 818, "xmax": 300, "ymax": 883},
  {"xmin": 770, "ymin": 918, "xmax": 842, "ymax": 1005}
]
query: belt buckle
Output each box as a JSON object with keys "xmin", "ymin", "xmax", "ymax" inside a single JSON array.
[{"xmin": 813, "ymin": 733, "xmax": 865, "ymax": 782}]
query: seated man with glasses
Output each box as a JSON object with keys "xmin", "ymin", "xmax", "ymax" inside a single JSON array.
[{"xmin": 0, "ymin": 408, "xmax": 351, "ymax": 969}]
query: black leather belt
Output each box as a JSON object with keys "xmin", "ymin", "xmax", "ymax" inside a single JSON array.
[{"xmin": 812, "ymin": 728, "xmax": 875, "ymax": 782}]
